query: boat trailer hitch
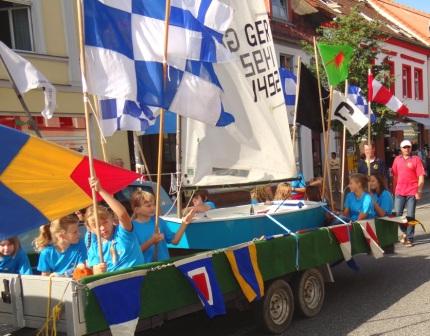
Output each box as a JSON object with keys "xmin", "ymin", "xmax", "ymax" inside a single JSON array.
[{"xmin": 1, "ymin": 279, "xmax": 11, "ymax": 304}]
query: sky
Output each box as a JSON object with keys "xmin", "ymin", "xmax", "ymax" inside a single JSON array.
[{"xmin": 394, "ymin": 0, "xmax": 430, "ymax": 14}]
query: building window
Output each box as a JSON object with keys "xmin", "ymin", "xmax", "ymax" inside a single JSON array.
[
  {"xmin": 414, "ymin": 68, "xmax": 423, "ymax": 101},
  {"xmin": 0, "ymin": 1, "xmax": 33, "ymax": 51},
  {"xmin": 280, "ymin": 54, "xmax": 294, "ymax": 72},
  {"xmin": 272, "ymin": 0, "xmax": 289, "ymax": 21},
  {"xmin": 402, "ymin": 64, "xmax": 412, "ymax": 99}
]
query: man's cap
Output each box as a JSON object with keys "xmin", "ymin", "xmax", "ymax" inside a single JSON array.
[{"xmin": 400, "ymin": 140, "xmax": 412, "ymax": 148}]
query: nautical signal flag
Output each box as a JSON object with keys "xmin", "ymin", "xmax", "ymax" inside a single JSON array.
[
  {"xmin": 175, "ymin": 254, "xmax": 226, "ymax": 318},
  {"xmin": 317, "ymin": 43, "xmax": 354, "ymax": 87},
  {"xmin": 368, "ymin": 72, "xmax": 409, "ymax": 115},
  {"xmin": 86, "ymin": 270, "xmax": 146, "ymax": 336},
  {"xmin": 358, "ymin": 220, "xmax": 384, "ymax": 259},
  {"xmin": 329, "ymin": 224, "xmax": 359, "ymax": 271},
  {"xmin": 225, "ymin": 242, "xmax": 264, "ymax": 302},
  {"xmin": 0, "ymin": 125, "xmax": 140, "ymax": 240},
  {"xmin": 331, "ymin": 90, "xmax": 368, "ymax": 135}
]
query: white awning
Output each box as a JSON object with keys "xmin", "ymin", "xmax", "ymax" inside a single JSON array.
[{"xmin": 408, "ymin": 116, "xmax": 430, "ymax": 129}]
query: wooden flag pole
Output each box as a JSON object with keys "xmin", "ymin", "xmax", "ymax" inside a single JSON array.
[
  {"xmin": 153, "ymin": 0, "xmax": 172, "ymax": 261},
  {"xmin": 313, "ymin": 37, "xmax": 329, "ymax": 201},
  {"xmin": 340, "ymin": 80, "xmax": 349, "ymax": 210},
  {"xmin": 176, "ymin": 113, "xmax": 182, "ymax": 218},
  {"xmin": 291, "ymin": 56, "xmax": 302, "ymax": 152},
  {"xmin": 367, "ymin": 68, "xmax": 372, "ymax": 177},
  {"xmin": 91, "ymin": 95, "xmax": 108, "ymax": 162},
  {"xmin": 76, "ymin": 0, "xmax": 104, "ymax": 263},
  {"xmin": 0, "ymin": 53, "xmax": 42, "ymax": 138},
  {"xmin": 326, "ymin": 86, "xmax": 335, "ymax": 209}
]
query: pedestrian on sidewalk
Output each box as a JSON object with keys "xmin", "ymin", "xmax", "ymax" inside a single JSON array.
[
  {"xmin": 392, "ymin": 140, "xmax": 425, "ymax": 247},
  {"xmin": 329, "ymin": 152, "xmax": 340, "ymax": 192}
]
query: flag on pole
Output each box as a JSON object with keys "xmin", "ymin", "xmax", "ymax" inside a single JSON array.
[
  {"xmin": 295, "ymin": 63, "xmax": 329, "ymax": 132},
  {"xmin": 331, "ymin": 90, "xmax": 368, "ymax": 135},
  {"xmin": 175, "ymin": 254, "xmax": 226, "ymax": 318},
  {"xmin": 329, "ymin": 224, "xmax": 359, "ymax": 271},
  {"xmin": 0, "ymin": 41, "xmax": 56, "ymax": 119},
  {"xmin": 368, "ymin": 72, "xmax": 409, "ymax": 115},
  {"xmin": 358, "ymin": 220, "xmax": 384, "ymax": 259},
  {"xmin": 83, "ymin": 0, "xmax": 234, "ymax": 127},
  {"xmin": 317, "ymin": 43, "xmax": 354, "ymax": 87},
  {"xmin": 279, "ymin": 67, "xmax": 297, "ymax": 111},
  {"xmin": 0, "ymin": 125, "xmax": 140, "ymax": 240},
  {"xmin": 224, "ymin": 242, "xmax": 264, "ymax": 302},
  {"xmin": 86, "ymin": 271, "xmax": 146, "ymax": 336},
  {"xmin": 348, "ymin": 85, "xmax": 376, "ymax": 123}
]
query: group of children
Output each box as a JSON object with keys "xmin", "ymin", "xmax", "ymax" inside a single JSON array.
[
  {"xmin": 0, "ymin": 178, "xmax": 196, "ymax": 277},
  {"xmin": 1, "ymin": 173, "xmax": 393, "ymax": 277}
]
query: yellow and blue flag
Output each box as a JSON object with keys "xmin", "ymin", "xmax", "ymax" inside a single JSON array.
[
  {"xmin": 0, "ymin": 125, "xmax": 140, "ymax": 240},
  {"xmin": 225, "ymin": 242, "xmax": 264, "ymax": 302}
]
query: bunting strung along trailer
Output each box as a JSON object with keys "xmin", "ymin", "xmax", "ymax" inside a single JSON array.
[{"xmin": 0, "ymin": 218, "xmax": 398, "ymax": 335}]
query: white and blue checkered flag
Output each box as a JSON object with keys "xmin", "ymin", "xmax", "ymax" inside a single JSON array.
[
  {"xmin": 348, "ymin": 85, "xmax": 376, "ymax": 123},
  {"xmin": 279, "ymin": 67, "xmax": 296, "ymax": 111},
  {"xmin": 84, "ymin": 0, "xmax": 234, "ymax": 128}
]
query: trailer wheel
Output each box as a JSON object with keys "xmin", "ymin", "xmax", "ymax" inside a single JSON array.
[
  {"xmin": 254, "ymin": 279, "xmax": 294, "ymax": 334},
  {"xmin": 293, "ymin": 268, "xmax": 325, "ymax": 317}
]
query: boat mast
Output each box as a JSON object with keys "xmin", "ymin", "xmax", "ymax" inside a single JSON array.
[{"xmin": 176, "ymin": 114, "xmax": 182, "ymax": 217}]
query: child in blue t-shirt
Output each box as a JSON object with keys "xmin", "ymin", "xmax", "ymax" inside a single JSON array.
[
  {"xmin": 369, "ymin": 174, "xmax": 393, "ymax": 217},
  {"xmin": 184, "ymin": 189, "xmax": 216, "ymax": 215},
  {"xmin": 33, "ymin": 215, "xmax": 87, "ymax": 277},
  {"xmin": 130, "ymin": 189, "xmax": 195, "ymax": 264},
  {"xmin": 86, "ymin": 178, "xmax": 144, "ymax": 274},
  {"xmin": 0, "ymin": 237, "xmax": 32, "ymax": 275},
  {"xmin": 343, "ymin": 174, "xmax": 375, "ymax": 222}
]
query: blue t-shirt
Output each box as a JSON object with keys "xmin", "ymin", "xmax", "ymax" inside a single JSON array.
[
  {"xmin": 204, "ymin": 201, "xmax": 216, "ymax": 209},
  {"xmin": 87, "ymin": 224, "xmax": 144, "ymax": 272},
  {"xmin": 37, "ymin": 240, "xmax": 87, "ymax": 276},
  {"xmin": 374, "ymin": 190, "xmax": 394, "ymax": 216},
  {"xmin": 344, "ymin": 192, "xmax": 375, "ymax": 222},
  {"xmin": 0, "ymin": 248, "xmax": 32, "ymax": 275},
  {"xmin": 133, "ymin": 217, "xmax": 175, "ymax": 264}
]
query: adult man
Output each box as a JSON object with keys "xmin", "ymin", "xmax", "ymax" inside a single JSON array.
[
  {"xmin": 357, "ymin": 143, "xmax": 386, "ymax": 178},
  {"xmin": 392, "ymin": 140, "xmax": 425, "ymax": 247},
  {"xmin": 329, "ymin": 152, "xmax": 340, "ymax": 192}
]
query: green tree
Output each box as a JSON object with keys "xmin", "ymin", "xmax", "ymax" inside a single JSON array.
[{"xmin": 303, "ymin": 5, "xmax": 395, "ymax": 139}]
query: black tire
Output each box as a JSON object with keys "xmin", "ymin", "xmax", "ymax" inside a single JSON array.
[
  {"xmin": 254, "ymin": 279, "xmax": 294, "ymax": 334},
  {"xmin": 293, "ymin": 268, "xmax": 325, "ymax": 318}
]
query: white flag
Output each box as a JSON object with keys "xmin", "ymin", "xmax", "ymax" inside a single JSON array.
[
  {"xmin": 0, "ymin": 41, "xmax": 56, "ymax": 119},
  {"xmin": 331, "ymin": 90, "xmax": 368, "ymax": 135}
]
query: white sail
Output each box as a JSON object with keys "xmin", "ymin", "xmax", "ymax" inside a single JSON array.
[{"xmin": 181, "ymin": 0, "xmax": 296, "ymax": 187}]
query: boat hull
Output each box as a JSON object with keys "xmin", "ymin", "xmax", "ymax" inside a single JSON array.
[{"xmin": 164, "ymin": 201, "xmax": 326, "ymax": 250}]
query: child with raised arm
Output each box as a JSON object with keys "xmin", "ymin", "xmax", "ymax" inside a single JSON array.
[
  {"xmin": 86, "ymin": 178, "xmax": 144, "ymax": 274},
  {"xmin": 34, "ymin": 215, "xmax": 87, "ymax": 277},
  {"xmin": 0, "ymin": 237, "xmax": 32, "ymax": 275},
  {"xmin": 131, "ymin": 189, "xmax": 195, "ymax": 264}
]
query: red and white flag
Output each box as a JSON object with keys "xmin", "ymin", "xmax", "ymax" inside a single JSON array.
[
  {"xmin": 330, "ymin": 224, "xmax": 352, "ymax": 261},
  {"xmin": 358, "ymin": 219, "xmax": 384, "ymax": 259},
  {"xmin": 368, "ymin": 71, "xmax": 409, "ymax": 115}
]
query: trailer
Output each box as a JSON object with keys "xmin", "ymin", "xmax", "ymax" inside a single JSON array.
[{"xmin": 0, "ymin": 218, "xmax": 398, "ymax": 335}]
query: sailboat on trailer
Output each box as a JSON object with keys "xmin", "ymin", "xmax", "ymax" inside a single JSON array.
[{"xmin": 162, "ymin": 0, "xmax": 326, "ymax": 250}]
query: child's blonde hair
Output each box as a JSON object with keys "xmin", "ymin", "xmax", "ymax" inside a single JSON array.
[
  {"xmin": 274, "ymin": 183, "xmax": 292, "ymax": 201},
  {"xmin": 0, "ymin": 237, "xmax": 20, "ymax": 257},
  {"xmin": 84, "ymin": 205, "xmax": 112, "ymax": 228},
  {"xmin": 33, "ymin": 215, "xmax": 78, "ymax": 252},
  {"xmin": 250, "ymin": 185, "xmax": 273, "ymax": 203},
  {"xmin": 130, "ymin": 188, "xmax": 155, "ymax": 213}
]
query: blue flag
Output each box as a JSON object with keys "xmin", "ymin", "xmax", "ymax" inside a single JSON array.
[
  {"xmin": 279, "ymin": 67, "xmax": 297, "ymax": 110},
  {"xmin": 84, "ymin": 0, "xmax": 234, "ymax": 128},
  {"xmin": 175, "ymin": 254, "xmax": 226, "ymax": 318},
  {"xmin": 348, "ymin": 85, "xmax": 376, "ymax": 123},
  {"xmin": 87, "ymin": 270, "xmax": 146, "ymax": 335}
]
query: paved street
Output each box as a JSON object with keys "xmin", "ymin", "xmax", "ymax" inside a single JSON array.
[{"xmin": 141, "ymin": 200, "xmax": 430, "ymax": 336}]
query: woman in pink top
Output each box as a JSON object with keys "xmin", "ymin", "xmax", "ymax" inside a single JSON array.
[{"xmin": 391, "ymin": 140, "xmax": 425, "ymax": 247}]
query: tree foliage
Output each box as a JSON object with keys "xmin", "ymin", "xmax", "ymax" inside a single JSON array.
[{"xmin": 302, "ymin": 5, "xmax": 395, "ymax": 139}]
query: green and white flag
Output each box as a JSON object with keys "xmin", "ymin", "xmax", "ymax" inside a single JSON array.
[{"xmin": 317, "ymin": 43, "xmax": 354, "ymax": 87}]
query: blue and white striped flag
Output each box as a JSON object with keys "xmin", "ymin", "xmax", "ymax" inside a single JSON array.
[
  {"xmin": 279, "ymin": 67, "xmax": 297, "ymax": 111},
  {"xmin": 84, "ymin": 0, "xmax": 234, "ymax": 128},
  {"xmin": 348, "ymin": 85, "xmax": 376, "ymax": 123},
  {"xmin": 86, "ymin": 270, "xmax": 146, "ymax": 336}
]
